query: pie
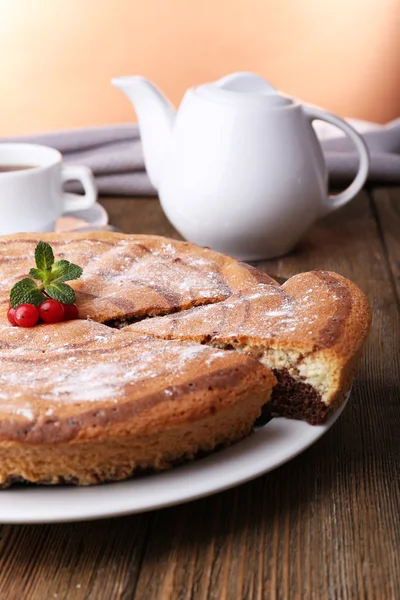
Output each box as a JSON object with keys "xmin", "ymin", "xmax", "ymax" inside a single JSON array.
[{"xmin": 0, "ymin": 232, "xmax": 370, "ymax": 487}]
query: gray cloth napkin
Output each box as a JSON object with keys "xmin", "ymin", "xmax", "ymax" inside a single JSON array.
[
  {"xmin": 321, "ymin": 118, "xmax": 400, "ymax": 184},
  {"xmin": 4, "ymin": 119, "xmax": 400, "ymax": 196}
]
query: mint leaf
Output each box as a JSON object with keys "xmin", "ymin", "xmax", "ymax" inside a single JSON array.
[
  {"xmin": 50, "ymin": 260, "xmax": 83, "ymax": 283},
  {"xmin": 29, "ymin": 267, "xmax": 46, "ymax": 281},
  {"xmin": 35, "ymin": 241, "xmax": 54, "ymax": 272},
  {"xmin": 8, "ymin": 241, "xmax": 83, "ymax": 313},
  {"xmin": 49, "ymin": 259, "xmax": 69, "ymax": 280},
  {"xmin": 10, "ymin": 278, "xmax": 46, "ymax": 308},
  {"xmin": 45, "ymin": 282, "xmax": 76, "ymax": 305}
]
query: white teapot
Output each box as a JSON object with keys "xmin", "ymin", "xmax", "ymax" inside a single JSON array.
[{"xmin": 112, "ymin": 72, "xmax": 369, "ymax": 260}]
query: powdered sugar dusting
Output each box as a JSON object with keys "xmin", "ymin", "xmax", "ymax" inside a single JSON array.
[
  {"xmin": 0, "ymin": 236, "xmax": 238, "ymax": 318},
  {"xmin": 0, "ymin": 400, "xmax": 34, "ymax": 421},
  {"xmin": 132, "ymin": 274, "xmax": 347, "ymax": 348},
  {"xmin": 0, "ymin": 328, "xmax": 225, "ymax": 415},
  {"xmin": 0, "ymin": 236, "xmax": 349, "ymax": 430}
]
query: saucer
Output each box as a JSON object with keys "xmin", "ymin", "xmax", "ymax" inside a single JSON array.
[{"xmin": 55, "ymin": 202, "xmax": 108, "ymax": 233}]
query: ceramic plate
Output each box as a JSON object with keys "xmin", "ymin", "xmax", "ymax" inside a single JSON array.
[{"xmin": 0, "ymin": 393, "xmax": 349, "ymax": 524}]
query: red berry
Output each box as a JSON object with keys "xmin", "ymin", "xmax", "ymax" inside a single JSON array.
[
  {"xmin": 39, "ymin": 299, "xmax": 65, "ymax": 324},
  {"xmin": 7, "ymin": 307, "xmax": 17, "ymax": 326},
  {"xmin": 62, "ymin": 303, "xmax": 79, "ymax": 321},
  {"xmin": 14, "ymin": 304, "xmax": 39, "ymax": 328}
]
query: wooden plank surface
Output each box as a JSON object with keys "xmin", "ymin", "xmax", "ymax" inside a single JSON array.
[
  {"xmin": 0, "ymin": 190, "xmax": 399, "ymax": 600},
  {"xmin": 371, "ymin": 187, "xmax": 400, "ymax": 303}
]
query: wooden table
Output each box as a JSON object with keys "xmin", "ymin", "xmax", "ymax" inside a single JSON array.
[{"xmin": 1, "ymin": 188, "xmax": 399, "ymax": 600}]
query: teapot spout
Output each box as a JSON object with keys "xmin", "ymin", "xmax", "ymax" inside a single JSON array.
[{"xmin": 112, "ymin": 76, "xmax": 176, "ymax": 189}]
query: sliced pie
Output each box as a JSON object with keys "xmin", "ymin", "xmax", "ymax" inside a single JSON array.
[
  {"xmin": 129, "ymin": 270, "xmax": 371, "ymax": 424},
  {"xmin": 0, "ymin": 232, "xmax": 370, "ymax": 486}
]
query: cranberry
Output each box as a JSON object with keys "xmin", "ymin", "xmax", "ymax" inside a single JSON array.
[
  {"xmin": 39, "ymin": 299, "xmax": 65, "ymax": 324},
  {"xmin": 14, "ymin": 304, "xmax": 39, "ymax": 328},
  {"xmin": 7, "ymin": 306, "xmax": 17, "ymax": 326},
  {"xmin": 62, "ymin": 303, "xmax": 79, "ymax": 321}
]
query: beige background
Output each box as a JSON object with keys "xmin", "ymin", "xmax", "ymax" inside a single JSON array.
[{"xmin": 1, "ymin": 0, "xmax": 400, "ymax": 135}]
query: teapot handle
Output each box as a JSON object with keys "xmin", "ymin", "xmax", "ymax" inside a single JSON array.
[{"xmin": 304, "ymin": 106, "xmax": 370, "ymax": 214}]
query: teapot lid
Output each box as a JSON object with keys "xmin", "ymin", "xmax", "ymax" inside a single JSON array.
[{"xmin": 194, "ymin": 72, "xmax": 293, "ymax": 108}]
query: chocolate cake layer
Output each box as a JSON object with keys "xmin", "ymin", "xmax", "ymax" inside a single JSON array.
[{"xmin": 269, "ymin": 369, "xmax": 330, "ymax": 425}]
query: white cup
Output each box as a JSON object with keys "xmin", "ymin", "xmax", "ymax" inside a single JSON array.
[{"xmin": 0, "ymin": 143, "xmax": 97, "ymax": 234}]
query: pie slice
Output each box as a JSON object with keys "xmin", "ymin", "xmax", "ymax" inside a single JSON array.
[
  {"xmin": 129, "ymin": 270, "xmax": 371, "ymax": 424},
  {"xmin": 0, "ymin": 232, "xmax": 275, "ymax": 324},
  {"xmin": 0, "ymin": 319, "xmax": 275, "ymax": 487}
]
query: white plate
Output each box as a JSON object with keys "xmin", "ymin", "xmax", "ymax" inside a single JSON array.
[{"xmin": 0, "ymin": 393, "xmax": 349, "ymax": 524}]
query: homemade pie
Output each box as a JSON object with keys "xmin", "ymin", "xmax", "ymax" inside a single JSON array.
[{"xmin": 0, "ymin": 232, "xmax": 371, "ymax": 487}]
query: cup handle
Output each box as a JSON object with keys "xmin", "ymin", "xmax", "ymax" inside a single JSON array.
[
  {"xmin": 61, "ymin": 165, "xmax": 97, "ymax": 213},
  {"xmin": 304, "ymin": 106, "xmax": 370, "ymax": 214}
]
